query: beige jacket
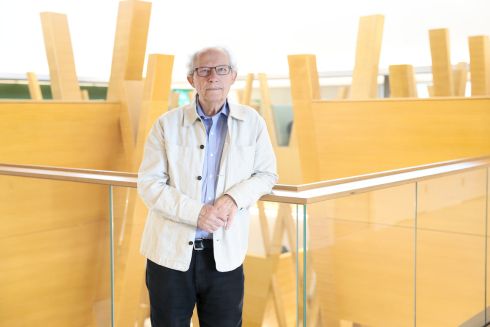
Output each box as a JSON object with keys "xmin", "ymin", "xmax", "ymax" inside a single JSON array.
[{"xmin": 138, "ymin": 100, "xmax": 278, "ymax": 272}]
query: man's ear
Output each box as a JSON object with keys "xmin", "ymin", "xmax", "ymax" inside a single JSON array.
[
  {"xmin": 231, "ymin": 71, "xmax": 237, "ymax": 83},
  {"xmin": 187, "ymin": 75, "xmax": 194, "ymax": 87}
]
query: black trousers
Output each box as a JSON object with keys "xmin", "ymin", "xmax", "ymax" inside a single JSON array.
[{"xmin": 145, "ymin": 247, "xmax": 244, "ymax": 327}]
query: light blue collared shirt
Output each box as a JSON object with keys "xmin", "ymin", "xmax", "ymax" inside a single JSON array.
[{"xmin": 195, "ymin": 99, "xmax": 229, "ymax": 240}]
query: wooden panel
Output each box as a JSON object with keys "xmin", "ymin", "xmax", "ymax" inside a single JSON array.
[
  {"xmin": 429, "ymin": 28, "xmax": 454, "ymax": 96},
  {"xmin": 107, "ymin": 0, "xmax": 151, "ymax": 101},
  {"xmin": 469, "ymin": 35, "xmax": 490, "ymax": 96},
  {"xmin": 0, "ymin": 101, "xmax": 125, "ymax": 168},
  {"xmin": 287, "ymin": 54, "xmax": 321, "ymax": 182},
  {"xmin": 453, "ymin": 62, "xmax": 468, "ymax": 96},
  {"xmin": 350, "ymin": 15, "xmax": 384, "ymax": 99},
  {"xmin": 40, "ymin": 13, "xmax": 81, "ymax": 100},
  {"xmin": 389, "ymin": 65, "xmax": 417, "ymax": 98},
  {"xmin": 26, "ymin": 72, "xmax": 43, "ymax": 100},
  {"xmin": 309, "ymin": 98, "xmax": 490, "ymax": 181}
]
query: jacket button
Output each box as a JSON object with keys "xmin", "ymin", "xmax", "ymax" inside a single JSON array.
[
  {"xmin": 189, "ymin": 241, "xmax": 193, "ymax": 245},
  {"xmin": 200, "ymin": 144, "xmax": 205, "ymax": 149},
  {"xmin": 197, "ymin": 176, "xmax": 202, "ymax": 180}
]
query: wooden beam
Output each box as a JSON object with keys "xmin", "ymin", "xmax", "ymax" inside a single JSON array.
[
  {"xmin": 453, "ymin": 62, "xmax": 468, "ymax": 96},
  {"xmin": 469, "ymin": 35, "xmax": 490, "ymax": 96},
  {"xmin": 257, "ymin": 73, "xmax": 278, "ymax": 147},
  {"xmin": 107, "ymin": 0, "xmax": 152, "ymax": 101},
  {"xmin": 81, "ymin": 89, "xmax": 90, "ymax": 100},
  {"xmin": 288, "ymin": 54, "xmax": 321, "ymax": 182},
  {"xmin": 26, "ymin": 72, "xmax": 43, "ymax": 100},
  {"xmin": 241, "ymin": 73, "xmax": 254, "ymax": 106},
  {"xmin": 429, "ymin": 28, "xmax": 454, "ymax": 96},
  {"xmin": 351, "ymin": 15, "xmax": 385, "ymax": 99},
  {"xmin": 336, "ymin": 86, "xmax": 350, "ymax": 99},
  {"xmin": 40, "ymin": 12, "xmax": 82, "ymax": 100},
  {"xmin": 389, "ymin": 65, "xmax": 417, "ymax": 98}
]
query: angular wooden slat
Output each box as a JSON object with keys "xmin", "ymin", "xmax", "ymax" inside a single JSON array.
[
  {"xmin": 389, "ymin": 65, "xmax": 417, "ymax": 98},
  {"xmin": 469, "ymin": 35, "xmax": 490, "ymax": 96},
  {"xmin": 81, "ymin": 89, "xmax": 90, "ymax": 100},
  {"xmin": 336, "ymin": 86, "xmax": 350, "ymax": 99},
  {"xmin": 257, "ymin": 73, "xmax": 278, "ymax": 147},
  {"xmin": 453, "ymin": 62, "xmax": 468, "ymax": 96},
  {"xmin": 241, "ymin": 73, "xmax": 255, "ymax": 106},
  {"xmin": 26, "ymin": 72, "xmax": 43, "ymax": 100},
  {"xmin": 107, "ymin": 0, "xmax": 152, "ymax": 101},
  {"xmin": 429, "ymin": 28, "xmax": 454, "ymax": 96},
  {"xmin": 288, "ymin": 54, "xmax": 321, "ymax": 182},
  {"xmin": 351, "ymin": 15, "xmax": 385, "ymax": 99},
  {"xmin": 40, "ymin": 12, "xmax": 82, "ymax": 100}
]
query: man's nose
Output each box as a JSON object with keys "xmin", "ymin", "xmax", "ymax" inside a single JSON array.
[{"xmin": 207, "ymin": 68, "xmax": 219, "ymax": 80}]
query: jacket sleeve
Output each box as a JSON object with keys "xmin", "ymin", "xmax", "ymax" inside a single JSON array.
[
  {"xmin": 137, "ymin": 120, "xmax": 203, "ymax": 227},
  {"xmin": 225, "ymin": 116, "xmax": 278, "ymax": 209}
]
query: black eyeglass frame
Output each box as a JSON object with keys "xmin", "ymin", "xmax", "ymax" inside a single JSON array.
[{"xmin": 192, "ymin": 65, "xmax": 233, "ymax": 77}]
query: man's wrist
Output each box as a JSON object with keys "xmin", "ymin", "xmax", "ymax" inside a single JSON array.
[{"xmin": 224, "ymin": 194, "xmax": 238, "ymax": 207}]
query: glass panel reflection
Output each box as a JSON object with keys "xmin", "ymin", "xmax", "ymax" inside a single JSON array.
[
  {"xmin": 244, "ymin": 200, "xmax": 300, "ymax": 326},
  {"xmin": 416, "ymin": 169, "xmax": 487, "ymax": 326},
  {"xmin": 305, "ymin": 184, "xmax": 416, "ymax": 326}
]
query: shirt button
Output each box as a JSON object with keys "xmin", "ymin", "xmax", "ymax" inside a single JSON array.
[
  {"xmin": 197, "ymin": 176, "xmax": 202, "ymax": 180},
  {"xmin": 189, "ymin": 241, "xmax": 193, "ymax": 245},
  {"xmin": 210, "ymin": 153, "xmax": 214, "ymax": 157},
  {"xmin": 200, "ymin": 145, "xmax": 205, "ymax": 149}
]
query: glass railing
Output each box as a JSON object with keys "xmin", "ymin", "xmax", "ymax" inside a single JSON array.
[{"xmin": 0, "ymin": 157, "xmax": 489, "ymax": 327}]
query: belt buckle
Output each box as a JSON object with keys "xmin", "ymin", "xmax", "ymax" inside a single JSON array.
[{"xmin": 194, "ymin": 238, "xmax": 205, "ymax": 251}]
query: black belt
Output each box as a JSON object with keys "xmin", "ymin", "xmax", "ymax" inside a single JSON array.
[{"xmin": 193, "ymin": 238, "xmax": 213, "ymax": 251}]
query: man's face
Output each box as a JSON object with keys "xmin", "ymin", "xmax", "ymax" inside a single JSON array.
[{"xmin": 187, "ymin": 49, "xmax": 237, "ymax": 109}]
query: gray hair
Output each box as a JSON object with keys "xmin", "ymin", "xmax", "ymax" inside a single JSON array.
[{"xmin": 187, "ymin": 47, "xmax": 237, "ymax": 76}]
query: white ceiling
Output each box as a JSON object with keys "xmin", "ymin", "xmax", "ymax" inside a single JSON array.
[{"xmin": 0, "ymin": 0, "xmax": 488, "ymax": 83}]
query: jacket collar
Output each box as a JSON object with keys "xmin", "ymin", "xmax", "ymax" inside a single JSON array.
[{"xmin": 183, "ymin": 97, "xmax": 246, "ymax": 127}]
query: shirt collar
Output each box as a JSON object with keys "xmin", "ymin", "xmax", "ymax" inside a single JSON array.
[
  {"xmin": 183, "ymin": 96, "xmax": 245, "ymax": 127},
  {"xmin": 195, "ymin": 96, "xmax": 229, "ymax": 121}
]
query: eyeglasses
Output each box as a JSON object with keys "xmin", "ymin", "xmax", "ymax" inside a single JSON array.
[{"xmin": 193, "ymin": 65, "xmax": 232, "ymax": 77}]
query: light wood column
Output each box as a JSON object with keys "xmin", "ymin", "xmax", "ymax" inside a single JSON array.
[
  {"xmin": 469, "ymin": 35, "xmax": 490, "ymax": 96},
  {"xmin": 288, "ymin": 54, "xmax": 321, "ymax": 183},
  {"xmin": 40, "ymin": 12, "xmax": 82, "ymax": 100},
  {"xmin": 107, "ymin": 0, "xmax": 152, "ymax": 101},
  {"xmin": 429, "ymin": 28, "xmax": 454, "ymax": 96},
  {"xmin": 350, "ymin": 15, "xmax": 385, "ymax": 99},
  {"xmin": 26, "ymin": 72, "xmax": 43, "ymax": 100},
  {"xmin": 389, "ymin": 65, "xmax": 417, "ymax": 97}
]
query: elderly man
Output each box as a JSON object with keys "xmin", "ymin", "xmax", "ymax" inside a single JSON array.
[{"xmin": 137, "ymin": 47, "xmax": 278, "ymax": 326}]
